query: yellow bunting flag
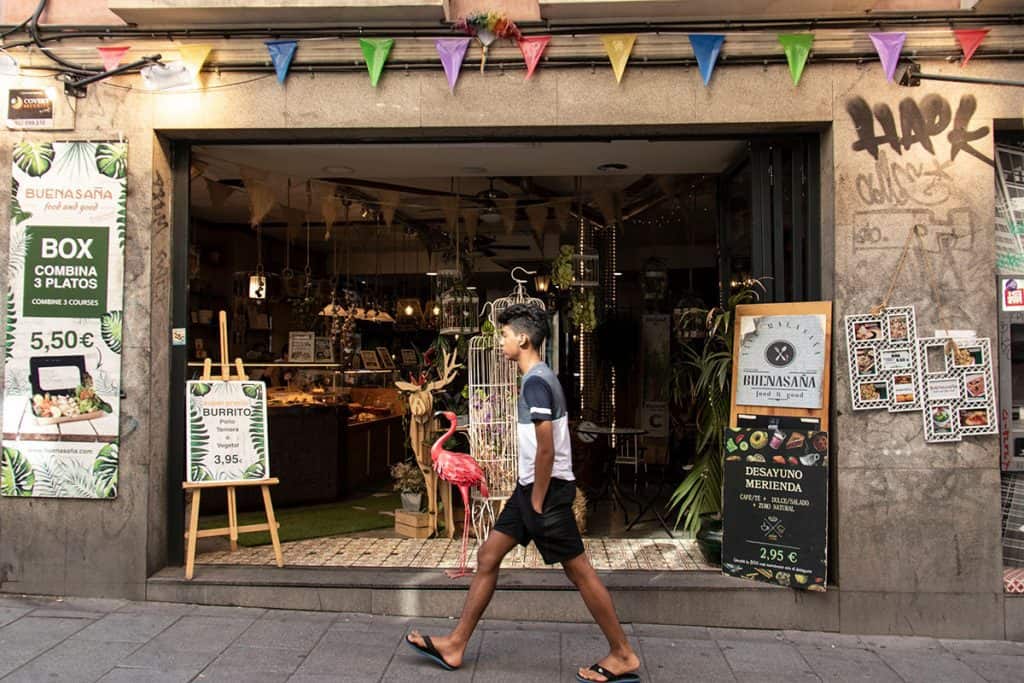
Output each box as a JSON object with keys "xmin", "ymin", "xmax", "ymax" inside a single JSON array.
[
  {"xmin": 205, "ymin": 179, "xmax": 235, "ymax": 211},
  {"xmin": 439, "ymin": 196, "xmax": 459, "ymax": 231},
  {"xmin": 601, "ymin": 34, "xmax": 636, "ymax": 84},
  {"xmin": 526, "ymin": 204, "xmax": 549, "ymax": 242},
  {"xmin": 462, "ymin": 208, "xmax": 479, "ymax": 244},
  {"xmin": 497, "ymin": 198, "xmax": 518, "ymax": 234},
  {"xmin": 241, "ymin": 169, "xmax": 275, "ymax": 228},
  {"xmin": 178, "ymin": 44, "xmax": 212, "ymax": 81},
  {"xmin": 321, "ymin": 191, "xmax": 341, "ymax": 239},
  {"xmin": 552, "ymin": 197, "xmax": 572, "ymax": 231},
  {"xmin": 379, "ymin": 190, "xmax": 400, "ymax": 228}
]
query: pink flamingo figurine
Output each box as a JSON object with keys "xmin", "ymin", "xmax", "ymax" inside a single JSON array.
[{"xmin": 431, "ymin": 410, "xmax": 490, "ymax": 579}]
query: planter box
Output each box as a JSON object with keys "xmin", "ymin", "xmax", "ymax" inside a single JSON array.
[{"xmin": 395, "ymin": 509, "xmax": 431, "ymax": 538}]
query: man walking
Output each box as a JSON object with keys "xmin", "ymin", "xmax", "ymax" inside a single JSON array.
[{"xmin": 406, "ymin": 304, "xmax": 641, "ymax": 682}]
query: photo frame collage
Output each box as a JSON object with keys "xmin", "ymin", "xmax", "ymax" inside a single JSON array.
[
  {"xmin": 845, "ymin": 306, "xmax": 921, "ymax": 413},
  {"xmin": 917, "ymin": 337, "xmax": 997, "ymax": 443}
]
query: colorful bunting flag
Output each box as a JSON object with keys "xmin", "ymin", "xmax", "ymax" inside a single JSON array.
[
  {"xmin": 178, "ymin": 44, "xmax": 212, "ymax": 81},
  {"xmin": 868, "ymin": 32, "xmax": 906, "ymax": 82},
  {"xmin": 526, "ymin": 204, "xmax": 549, "ymax": 241},
  {"xmin": 953, "ymin": 28, "xmax": 989, "ymax": 68},
  {"xmin": 321, "ymin": 192, "xmax": 342, "ymax": 240},
  {"xmin": 96, "ymin": 46, "xmax": 130, "ymax": 72},
  {"xmin": 379, "ymin": 189, "xmax": 400, "ymax": 228},
  {"xmin": 778, "ymin": 34, "xmax": 813, "ymax": 86},
  {"xmin": 601, "ymin": 34, "xmax": 636, "ymax": 84},
  {"xmin": 552, "ymin": 198, "xmax": 572, "ymax": 231},
  {"xmin": 518, "ymin": 36, "xmax": 551, "ymax": 80},
  {"xmin": 497, "ymin": 198, "xmax": 518, "ymax": 234},
  {"xmin": 439, "ymin": 196, "xmax": 459, "ymax": 231},
  {"xmin": 265, "ymin": 40, "xmax": 298, "ymax": 84},
  {"xmin": 688, "ymin": 34, "xmax": 725, "ymax": 86},
  {"xmin": 359, "ymin": 38, "xmax": 394, "ymax": 88},
  {"xmin": 204, "ymin": 179, "xmax": 235, "ymax": 211},
  {"xmin": 436, "ymin": 38, "xmax": 471, "ymax": 93}
]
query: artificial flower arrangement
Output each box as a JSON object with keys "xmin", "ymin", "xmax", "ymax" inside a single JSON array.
[{"xmin": 456, "ymin": 10, "xmax": 522, "ymax": 71}]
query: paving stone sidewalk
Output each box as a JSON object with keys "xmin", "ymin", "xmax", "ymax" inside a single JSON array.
[{"xmin": 0, "ymin": 594, "xmax": 1018, "ymax": 682}]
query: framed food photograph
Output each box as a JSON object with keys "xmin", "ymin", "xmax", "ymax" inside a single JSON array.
[
  {"xmin": 400, "ymin": 348, "xmax": 419, "ymax": 366},
  {"xmin": 845, "ymin": 306, "xmax": 922, "ymax": 413},
  {"xmin": 916, "ymin": 336, "xmax": 997, "ymax": 442},
  {"xmin": 375, "ymin": 346, "xmax": 395, "ymax": 369},
  {"xmin": 852, "ymin": 321, "xmax": 883, "ymax": 342},
  {"xmin": 358, "ymin": 350, "xmax": 382, "ymax": 370},
  {"xmin": 887, "ymin": 313, "xmax": 910, "ymax": 342}
]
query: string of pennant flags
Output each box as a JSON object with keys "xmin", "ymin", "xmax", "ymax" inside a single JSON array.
[{"xmin": 95, "ymin": 26, "xmax": 992, "ymax": 91}]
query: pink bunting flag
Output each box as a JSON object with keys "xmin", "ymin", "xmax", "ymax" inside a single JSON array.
[
  {"xmin": 953, "ymin": 28, "xmax": 989, "ymax": 68},
  {"xmin": 97, "ymin": 46, "xmax": 131, "ymax": 72},
  {"xmin": 868, "ymin": 32, "xmax": 906, "ymax": 82},
  {"xmin": 436, "ymin": 38, "xmax": 471, "ymax": 93},
  {"xmin": 517, "ymin": 36, "xmax": 551, "ymax": 80}
]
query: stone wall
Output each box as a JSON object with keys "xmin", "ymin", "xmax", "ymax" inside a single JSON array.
[{"xmin": 0, "ymin": 57, "xmax": 1014, "ymax": 635}]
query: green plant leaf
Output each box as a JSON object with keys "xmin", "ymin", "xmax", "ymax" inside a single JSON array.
[
  {"xmin": 242, "ymin": 384, "xmax": 262, "ymax": 400},
  {"xmin": 190, "ymin": 382, "xmax": 212, "ymax": 397},
  {"xmin": 248, "ymin": 399, "xmax": 266, "ymax": 478},
  {"xmin": 190, "ymin": 464, "xmax": 213, "ymax": 482},
  {"xmin": 53, "ymin": 458, "xmax": 99, "ymax": 498},
  {"xmin": 116, "ymin": 184, "xmax": 126, "ymax": 251},
  {"xmin": 92, "ymin": 442, "xmax": 118, "ymax": 498},
  {"xmin": 95, "ymin": 142, "xmax": 127, "ymax": 179},
  {"xmin": 33, "ymin": 460, "xmax": 58, "ymax": 497},
  {"xmin": 189, "ymin": 399, "xmax": 210, "ymax": 480},
  {"xmin": 10, "ymin": 179, "xmax": 31, "ymax": 225},
  {"xmin": 5, "ymin": 290, "xmax": 16, "ymax": 362},
  {"xmin": 13, "ymin": 142, "xmax": 55, "ymax": 177},
  {"xmin": 1, "ymin": 447, "xmax": 34, "ymax": 496},
  {"xmin": 100, "ymin": 310, "xmax": 123, "ymax": 354},
  {"xmin": 243, "ymin": 460, "xmax": 266, "ymax": 479}
]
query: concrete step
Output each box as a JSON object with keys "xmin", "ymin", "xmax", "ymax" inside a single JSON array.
[{"xmin": 147, "ymin": 564, "xmax": 839, "ymax": 631}]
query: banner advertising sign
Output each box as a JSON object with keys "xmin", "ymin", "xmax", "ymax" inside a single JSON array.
[
  {"xmin": 2, "ymin": 140, "xmax": 127, "ymax": 498},
  {"xmin": 6, "ymin": 90, "xmax": 54, "ymax": 130},
  {"xmin": 722, "ymin": 427, "xmax": 828, "ymax": 591},
  {"xmin": 186, "ymin": 380, "xmax": 269, "ymax": 483},
  {"xmin": 735, "ymin": 314, "xmax": 827, "ymax": 409}
]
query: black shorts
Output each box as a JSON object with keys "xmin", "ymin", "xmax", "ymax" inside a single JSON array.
[{"xmin": 493, "ymin": 478, "xmax": 585, "ymax": 565}]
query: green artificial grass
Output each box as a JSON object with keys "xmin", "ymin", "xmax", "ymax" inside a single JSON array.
[{"xmin": 199, "ymin": 491, "xmax": 401, "ymax": 547}]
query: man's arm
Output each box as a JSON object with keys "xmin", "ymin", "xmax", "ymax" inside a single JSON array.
[{"xmin": 531, "ymin": 420, "xmax": 555, "ymax": 514}]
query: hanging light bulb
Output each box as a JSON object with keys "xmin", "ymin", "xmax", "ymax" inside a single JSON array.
[{"xmin": 404, "ymin": 303, "xmax": 415, "ymax": 316}]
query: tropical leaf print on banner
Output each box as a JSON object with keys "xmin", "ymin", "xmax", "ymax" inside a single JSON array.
[
  {"xmin": 116, "ymin": 184, "xmax": 127, "ymax": 251},
  {"xmin": 95, "ymin": 142, "xmax": 128, "ymax": 180},
  {"xmin": 1, "ymin": 447, "xmax": 34, "ymax": 496},
  {"xmin": 248, "ymin": 399, "xmax": 266, "ymax": 478},
  {"xmin": 13, "ymin": 141, "xmax": 55, "ymax": 177},
  {"xmin": 5, "ymin": 291, "xmax": 16, "ymax": 361},
  {"xmin": 92, "ymin": 442, "xmax": 118, "ymax": 498},
  {"xmin": 53, "ymin": 458, "xmax": 100, "ymax": 498},
  {"xmin": 55, "ymin": 142, "xmax": 98, "ymax": 177},
  {"xmin": 10, "ymin": 179, "xmax": 30, "ymax": 225},
  {"xmin": 243, "ymin": 460, "xmax": 266, "ymax": 479},
  {"xmin": 242, "ymin": 384, "xmax": 262, "ymax": 400},
  {"xmin": 189, "ymin": 400, "xmax": 212, "ymax": 481},
  {"xmin": 100, "ymin": 310, "xmax": 123, "ymax": 354}
]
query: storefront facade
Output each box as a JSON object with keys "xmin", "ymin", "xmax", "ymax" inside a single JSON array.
[{"xmin": 0, "ymin": 1, "xmax": 1020, "ymax": 639}]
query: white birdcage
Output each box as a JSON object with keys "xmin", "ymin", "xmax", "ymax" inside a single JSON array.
[
  {"xmin": 467, "ymin": 269, "xmax": 548, "ymax": 540},
  {"xmin": 440, "ymin": 286, "xmax": 478, "ymax": 336}
]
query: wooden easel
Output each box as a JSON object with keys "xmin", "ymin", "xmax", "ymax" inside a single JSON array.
[{"xmin": 183, "ymin": 311, "xmax": 284, "ymax": 580}]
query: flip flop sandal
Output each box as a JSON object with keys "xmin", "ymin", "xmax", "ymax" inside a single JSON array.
[
  {"xmin": 405, "ymin": 634, "xmax": 458, "ymax": 671},
  {"xmin": 575, "ymin": 663, "xmax": 641, "ymax": 683}
]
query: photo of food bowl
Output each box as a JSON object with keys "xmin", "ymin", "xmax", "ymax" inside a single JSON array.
[
  {"xmin": 932, "ymin": 406, "xmax": 953, "ymax": 433},
  {"xmin": 853, "ymin": 321, "xmax": 882, "ymax": 341},
  {"xmin": 855, "ymin": 348, "xmax": 876, "ymax": 375},
  {"xmin": 965, "ymin": 373, "xmax": 986, "ymax": 399},
  {"xmin": 859, "ymin": 381, "xmax": 886, "ymax": 401},
  {"xmin": 960, "ymin": 409, "xmax": 989, "ymax": 428},
  {"xmin": 887, "ymin": 315, "xmax": 909, "ymax": 341}
]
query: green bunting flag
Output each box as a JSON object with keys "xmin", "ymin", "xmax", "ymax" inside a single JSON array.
[
  {"xmin": 778, "ymin": 34, "xmax": 813, "ymax": 86},
  {"xmin": 359, "ymin": 38, "xmax": 394, "ymax": 88}
]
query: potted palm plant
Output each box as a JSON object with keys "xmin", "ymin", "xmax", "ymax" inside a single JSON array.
[
  {"xmin": 667, "ymin": 279, "xmax": 765, "ymax": 563},
  {"xmin": 391, "ymin": 460, "xmax": 426, "ymax": 511}
]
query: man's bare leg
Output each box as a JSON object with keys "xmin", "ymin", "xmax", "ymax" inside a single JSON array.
[
  {"xmin": 407, "ymin": 530, "xmax": 520, "ymax": 669},
  {"xmin": 562, "ymin": 553, "xmax": 640, "ymax": 681}
]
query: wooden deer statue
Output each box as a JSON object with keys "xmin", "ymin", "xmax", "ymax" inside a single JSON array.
[{"xmin": 395, "ymin": 348, "xmax": 463, "ymax": 535}]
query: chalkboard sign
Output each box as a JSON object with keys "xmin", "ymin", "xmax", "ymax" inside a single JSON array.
[{"xmin": 721, "ymin": 427, "xmax": 828, "ymax": 592}]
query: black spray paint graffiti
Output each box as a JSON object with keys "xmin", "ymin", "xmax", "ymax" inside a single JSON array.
[
  {"xmin": 846, "ymin": 94, "xmax": 992, "ymax": 167},
  {"xmin": 856, "ymin": 149, "xmax": 955, "ymax": 207}
]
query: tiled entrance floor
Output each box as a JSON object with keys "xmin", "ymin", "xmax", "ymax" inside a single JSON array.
[{"xmin": 197, "ymin": 537, "xmax": 715, "ymax": 571}]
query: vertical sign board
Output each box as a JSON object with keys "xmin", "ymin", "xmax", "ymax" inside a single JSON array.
[
  {"xmin": 1, "ymin": 141, "xmax": 127, "ymax": 499},
  {"xmin": 722, "ymin": 428, "xmax": 829, "ymax": 591},
  {"xmin": 999, "ymin": 276, "xmax": 1024, "ymax": 471},
  {"xmin": 186, "ymin": 381, "xmax": 270, "ymax": 483}
]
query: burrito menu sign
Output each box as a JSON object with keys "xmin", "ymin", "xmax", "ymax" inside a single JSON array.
[
  {"xmin": 1, "ymin": 141, "xmax": 127, "ymax": 499},
  {"xmin": 735, "ymin": 314, "xmax": 827, "ymax": 410}
]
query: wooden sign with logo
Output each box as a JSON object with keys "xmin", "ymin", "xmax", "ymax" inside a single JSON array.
[{"xmin": 729, "ymin": 302, "xmax": 832, "ymax": 432}]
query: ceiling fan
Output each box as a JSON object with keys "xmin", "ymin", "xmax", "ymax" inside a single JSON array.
[{"xmin": 474, "ymin": 177, "xmax": 511, "ymax": 224}]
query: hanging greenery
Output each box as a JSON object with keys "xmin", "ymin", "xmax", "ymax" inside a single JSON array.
[
  {"xmin": 569, "ymin": 290, "xmax": 596, "ymax": 332},
  {"xmin": 551, "ymin": 244, "xmax": 574, "ymax": 289}
]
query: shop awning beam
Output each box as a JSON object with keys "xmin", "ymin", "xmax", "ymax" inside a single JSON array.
[{"xmin": 900, "ymin": 62, "xmax": 1024, "ymax": 88}]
